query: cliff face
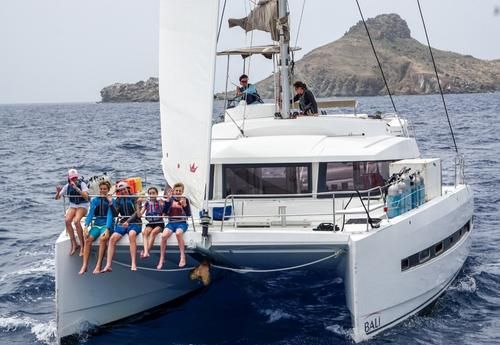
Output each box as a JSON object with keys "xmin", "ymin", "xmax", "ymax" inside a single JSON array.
[
  {"xmin": 100, "ymin": 14, "xmax": 500, "ymax": 102},
  {"xmin": 256, "ymin": 13, "xmax": 500, "ymax": 97},
  {"xmin": 100, "ymin": 77, "xmax": 158, "ymax": 103}
]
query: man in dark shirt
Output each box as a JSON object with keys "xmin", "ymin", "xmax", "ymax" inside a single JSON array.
[{"xmin": 293, "ymin": 81, "xmax": 318, "ymax": 115}]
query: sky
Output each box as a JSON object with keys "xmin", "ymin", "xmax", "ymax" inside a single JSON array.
[{"xmin": 0, "ymin": 0, "xmax": 499, "ymax": 104}]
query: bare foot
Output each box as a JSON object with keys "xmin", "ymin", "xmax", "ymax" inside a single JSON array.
[
  {"xmin": 92, "ymin": 267, "xmax": 101, "ymax": 275},
  {"xmin": 78, "ymin": 267, "xmax": 87, "ymax": 275},
  {"xmin": 143, "ymin": 252, "xmax": 150, "ymax": 258},
  {"xmin": 179, "ymin": 257, "xmax": 186, "ymax": 268},
  {"xmin": 156, "ymin": 261, "xmax": 163, "ymax": 270},
  {"xmin": 131, "ymin": 265, "xmax": 137, "ymax": 271},
  {"xmin": 140, "ymin": 250, "xmax": 145, "ymax": 259},
  {"xmin": 101, "ymin": 267, "xmax": 112, "ymax": 273},
  {"xmin": 79, "ymin": 248, "xmax": 84, "ymax": 257},
  {"xmin": 69, "ymin": 244, "xmax": 79, "ymax": 256}
]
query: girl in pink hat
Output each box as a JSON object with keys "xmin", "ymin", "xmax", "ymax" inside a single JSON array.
[{"xmin": 55, "ymin": 168, "xmax": 89, "ymax": 256}]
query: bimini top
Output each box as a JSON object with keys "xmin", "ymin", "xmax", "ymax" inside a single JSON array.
[
  {"xmin": 211, "ymin": 116, "xmax": 420, "ymax": 164},
  {"xmin": 217, "ymin": 45, "xmax": 301, "ymax": 59}
]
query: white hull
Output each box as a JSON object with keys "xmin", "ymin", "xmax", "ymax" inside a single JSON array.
[
  {"xmin": 347, "ymin": 184, "xmax": 473, "ymax": 341},
  {"xmin": 55, "ymin": 232, "xmax": 204, "ymax": 341},
  {"xmin": 199, "ymin": 185, "xmax": 473, "ymax": 342}
]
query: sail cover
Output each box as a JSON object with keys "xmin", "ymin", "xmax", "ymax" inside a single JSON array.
[
  {"xmin": 228, "ymin": 0, "xmax": 280, "ymax": 41},
  {"xmin": 159, "ymin": 0, "xmax": 219, "ymax": 209}
]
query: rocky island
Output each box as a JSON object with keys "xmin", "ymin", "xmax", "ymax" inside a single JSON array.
[{"xmin": 100, "ymin": 13, "xmax": 500, "ymax": 102}]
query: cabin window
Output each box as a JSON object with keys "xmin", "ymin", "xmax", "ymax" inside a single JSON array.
[
  {"xmin": 435, "ymin": 242, "xmax": 444, "ymax": 255},
  {"xmin": 401, "ymin": 258, "xmax": 410, "ymax": 271},
  {"xmin": 317, "ymin": 161, "xmax": 392, "ymax": 195},
  {"xmin": 222, "ymin": 164, "xmax": 311, "ymax": 197},
  {"xmin": 419, "ymin": 248, "xmax": 431, "ymax": 263}
]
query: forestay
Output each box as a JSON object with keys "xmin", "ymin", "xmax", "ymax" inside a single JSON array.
[{"xmin": 159, "ymin": 0, "xmax": 219, "ymax": 208}]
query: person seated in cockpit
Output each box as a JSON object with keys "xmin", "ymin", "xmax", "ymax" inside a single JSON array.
[
  {"xmin": 235, "ymin": 74, "xmax": 262, "ymax": 104},
  {"xmin": 292, "ymin": 81, "xmax": 318, "ymax": 115}
]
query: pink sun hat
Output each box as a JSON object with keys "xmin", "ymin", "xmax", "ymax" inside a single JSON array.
[{"xmin": 67, "ymin": 168, "xmax": 79, "ymax": 179}]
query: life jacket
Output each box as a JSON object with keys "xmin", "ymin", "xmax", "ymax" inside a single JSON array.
[
  {"xmin": 166, "ymin": 199, "xmax": 190, "ymax": 223},
  {"xmin": 116, "ymin": 197, "xmax": 139, "ymax": 224},
  {"xmin": 145, "ymin": 200, "xmax": 163, "ymax": 223},
  {"xmin": 67, "ymin": 180, "xmax": 86, "ymax": 204},
  {"xmin": 94, "ymin": 197, "xmax": 109, "ymax": 218}
]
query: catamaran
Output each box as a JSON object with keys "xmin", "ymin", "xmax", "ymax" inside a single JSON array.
[{"xmin": 55, "ymin": 0, "xmax": 473, "ymax": 343}]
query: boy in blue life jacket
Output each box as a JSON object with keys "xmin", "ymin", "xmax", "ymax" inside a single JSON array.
[
  {"xmin": 79, "ymin": 181, "xmax": 114, "ymax": 275},
  {"xmin": 102, "ymin": 181, "xmax": 142, "ymax": 272},
  {"xmin": 157, "ymin": 182, "xmax": 191, "ymax": 269}
]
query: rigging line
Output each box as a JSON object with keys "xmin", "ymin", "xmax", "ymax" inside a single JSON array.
[
  {"xmin": 354, "ymin": 0, "xmax": 398, "ymax": 114},
  {"xmin": 293, "ymin": 0, "xmax": 306, "ymax": 48},
  {"xmin": 216, "ymin": 0, "xmax": 228, "ymax": 43},
  {"xmin": 211, "ymin": 249, "xmax": 345, "ymax": 273},
  {"xmin": 242, "ymin": 0, "xmax": 256, "ymax": 133},
  {"xmin": 416, "ymin": 0, "xmax": 458, "ymax": 154}
]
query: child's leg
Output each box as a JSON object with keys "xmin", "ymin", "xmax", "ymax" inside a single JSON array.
[
  {"xmin": 74, "ymin": 207, "xmax": 88, "ymax": 256},
  {"xmin": 93, "ymin": 234, "xmax": 108, "ymax": 274},
  {"xmin": 147, "ymin": 226, "xmax": 161, "ymax": 254},
  {"xmin": 141, "ymin": 226, "xmax": 152, "ymax": 258},
  {"xmin": 79, "ymin": 235, "xmax": 95, "ymax": 275},
  {"xmin": 157, "ymin": 229, "xmax": 173, "ymax": 270},
  {"xmin": 102, "ymin": 232, "xmax": 122, "ymax": 272},
  {"xmin": 129, "ymin": 230, "xmax": 138, "ymax": 271},
  {"xmin": 64, "ymin": 208, "xmax": 78, "ymax": 255},
  {"xmin": 175, "ymin": 229, "xmax": 186, "ymax": 267}
]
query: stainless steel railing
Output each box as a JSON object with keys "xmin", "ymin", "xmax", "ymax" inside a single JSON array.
[{"xmin": 218, "ymin": 185, "xmax": 384, "ymax": 232}]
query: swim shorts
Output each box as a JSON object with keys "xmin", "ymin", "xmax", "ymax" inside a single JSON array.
[{"xmin": 114, "ymin": 223, "xmax": 142, "ymax": 236}]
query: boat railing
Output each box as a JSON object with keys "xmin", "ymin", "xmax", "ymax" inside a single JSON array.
[
  {"xmin": 62, "ymin": 194, "xmax": 198, "ymax": 232},
  {"xmin": 454, "ymin": 153, "xmax": 466, "ymax": 186},
  {"xmin": 218, "ymin": 186, "xmax": 384, "ymax": 232}
]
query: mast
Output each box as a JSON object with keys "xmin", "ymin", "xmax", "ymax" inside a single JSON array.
[{"xmin": 278, "ymin": 0, "xmax": 291, "ymax": 118}]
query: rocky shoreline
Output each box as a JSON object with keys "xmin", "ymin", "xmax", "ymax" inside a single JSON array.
[{"xmin": 100, "ymin": 14, "xmax": 500, "ymax": 102}]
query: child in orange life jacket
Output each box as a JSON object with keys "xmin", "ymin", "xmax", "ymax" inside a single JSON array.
[
  {"xmin": 55, "ymin": 168, "xmax": 89, "ymax": 256},
  {"xmin": 157, "ymin": 182, "xmax": 191, "ymax": 269},
  {"xmin": 138, "ymin": 186, "xmax": 164, "ymax": 259}
]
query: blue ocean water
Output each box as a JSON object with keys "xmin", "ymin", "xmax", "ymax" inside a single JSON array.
[{"xmin": 0, "ymin": 93, "xmax": 499, "ymax": 345}]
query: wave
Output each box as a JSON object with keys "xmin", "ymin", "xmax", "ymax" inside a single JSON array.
[
  {"xmin": 325, "ymin": 324, "xmax": 353, "ymax": 339},
  {"xmin": 0, "ymin": 258, "xmax": 54, "ymax": 283},
  {"xmin": 0, "ymin": 315, "xmax": 56, "ymax": 345},
  {"xmin": 260, "ymin": 308, "xmax": 294, "ymax": 323}
]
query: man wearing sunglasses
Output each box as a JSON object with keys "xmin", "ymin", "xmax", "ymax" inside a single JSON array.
[{"xmin": 235, "ymin": 74, "xmax": 262, "ymax": 105}]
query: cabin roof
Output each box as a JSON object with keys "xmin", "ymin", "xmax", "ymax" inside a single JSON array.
[{"xmin": 211, "ymin": 134, "xmax": 420, "ymax": 164}]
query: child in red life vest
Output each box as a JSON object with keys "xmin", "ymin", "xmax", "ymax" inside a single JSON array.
[{"xmin": 157, "ymin": 182, "xmax": 191, "ymax": 269}]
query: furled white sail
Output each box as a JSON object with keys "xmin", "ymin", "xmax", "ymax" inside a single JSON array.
[{"xmin": 159, "ymin": 0, "xmax": 219, "ymax": 209}]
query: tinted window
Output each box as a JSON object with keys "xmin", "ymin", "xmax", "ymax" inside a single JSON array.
[
  {"xmin": 223, "ymin": 164, "xmax": 311, "ymax": 197},
  {"xmin": 318, "ymin": 161, "xmax": 391, "ymax": 193}
]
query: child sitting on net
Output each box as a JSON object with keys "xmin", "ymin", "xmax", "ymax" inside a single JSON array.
[
  {"xmin": 139, "ymin": 186, "xmax": 164, "ymax": 259},
  {"xmin": 157, "ymin": 182, "xmax": 191, "ymax": 269}
]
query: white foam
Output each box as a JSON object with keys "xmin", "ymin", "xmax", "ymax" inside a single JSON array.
[
  {"xmin": 0, "ymin": 315, "xmax": 57, "ymax": 345},
  {"xmin": 450, "ymin": 275, "xmax": 477, "ymax": 293},
  {"xmin": 325, "ymin": 324, "xmax": 353, "ymax": 338},
  {"xmin": 261, "ymin": 309, "xmax": 293, "ymax": 323}
]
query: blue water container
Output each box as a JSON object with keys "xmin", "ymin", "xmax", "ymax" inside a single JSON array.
[
  {"xmin": 398, "ymin": 179, "xmax": 408, "ymax": 214},
  {"xmin": 410, "ymin": 175, "xmax": 418, "ymax": 209},
  {"xmin": 387, "ymin": 183, "xmax": 400, "ymax": 218}
]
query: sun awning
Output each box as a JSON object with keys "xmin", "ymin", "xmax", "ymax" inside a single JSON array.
[{"xmin": 217, "ymin": 45, "xmax": 301, "ymax": 59}]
